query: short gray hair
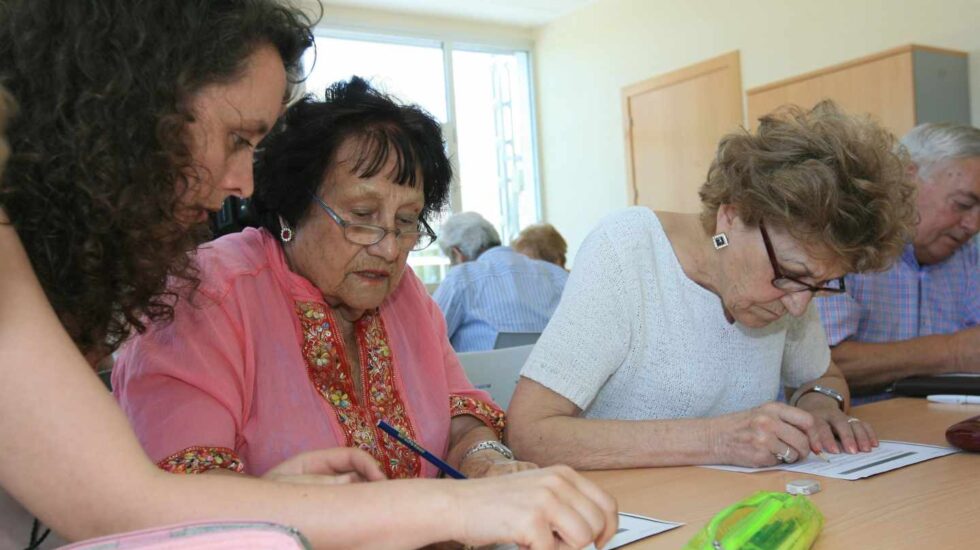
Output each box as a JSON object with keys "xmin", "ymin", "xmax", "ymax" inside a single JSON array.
[
  {"xmin": 901, "ymin": 123, "xmax": 980, "ymax": 179},
  {"xmin": 438, "ymin": 211, "xmax": 501, "ymax": 260}
]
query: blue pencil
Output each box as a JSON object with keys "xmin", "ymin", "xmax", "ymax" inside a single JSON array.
[{"xmin": 377, "ymin": 420, "xmax": 467, "ymax": 479}]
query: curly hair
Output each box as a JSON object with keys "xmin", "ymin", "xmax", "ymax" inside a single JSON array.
[
  {"xmin": 0, "ymin": 0, "xmax": 314, "ymax": 355},
  {"xmin": 0, "ymin": 88, "xmax": 10, "ymax": 178},
  {"xmin": 253, "ymin": 77, "xmax": 452, "ymax": 234},
  {"xmin": 699, "ymin": 101, "xmax": 917, "ymax": 273}
]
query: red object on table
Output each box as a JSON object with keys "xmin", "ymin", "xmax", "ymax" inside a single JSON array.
[{"xmin": 946, "ymin": 414, "xmax": 980, "ymax": 452}]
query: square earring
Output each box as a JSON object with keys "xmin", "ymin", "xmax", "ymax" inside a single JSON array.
[{"xmin": 712, "ymin": 233, "xmax": 729, "ymax": 249}]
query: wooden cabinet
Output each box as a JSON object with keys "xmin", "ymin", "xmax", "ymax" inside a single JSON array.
[
  {"xmin": 747, "ymin": 45, "xmax": 970, "ymax": 136},
  {"xmin": 622, "ymin": 51, "xmax": 744, "ymax": 213}
]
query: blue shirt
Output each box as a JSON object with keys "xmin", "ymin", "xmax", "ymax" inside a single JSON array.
[
  {"xmin": 434, "ymin": 246, "xmax": 569, "ymax": 352},
  {"xmin": 817, "ymin": 239, "xmax": 979, "ymax": 401}
]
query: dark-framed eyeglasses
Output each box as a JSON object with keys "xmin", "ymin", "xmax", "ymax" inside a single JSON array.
[
  {"xmin": 310, "ymin": 193, "xmax": 437, "ymax": 252},
  {"xmin": 759, "ymin": 220, "xmax": 846, "ymax": 296}
]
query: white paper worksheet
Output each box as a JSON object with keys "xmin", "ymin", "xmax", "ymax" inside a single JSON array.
[
  {"xmin": 493, "ymin": 512, "xmax": 683, "ymax": 550},
  {"xmin": 590, "ymin": 513, "xmax": 683, "ymax": 549},
  {"xmin": 703, "ymin": 440, "xmax": 958, "ymax": 480}
]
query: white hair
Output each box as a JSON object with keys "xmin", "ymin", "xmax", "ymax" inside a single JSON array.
[
  {"xmin": 900, "ymin": 122, "xmax": 980, "ymax": 179},
  {"xmin": 438, "ymin": 211, "xmax": 501, "ymax": 260}
]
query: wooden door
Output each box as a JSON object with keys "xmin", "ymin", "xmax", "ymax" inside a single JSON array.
[
  {"xmin": 623, "ymin": 51, "xmax": 744, "ymax": 213},
  {"xmin": 747, "ymin": 46, "xmax": 917, "ymax": 135}
]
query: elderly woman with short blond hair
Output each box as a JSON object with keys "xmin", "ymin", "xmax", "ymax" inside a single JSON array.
[
  {"xmin": 513, "ymin": 223, "xmax": 568, "ymax": 269},
  {"xmin": 507, "ymin": 102, "xmax": 917, "ymax": 470}
]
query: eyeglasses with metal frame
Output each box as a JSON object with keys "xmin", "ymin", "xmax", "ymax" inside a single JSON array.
[{"xmin": 310, "ymin": 193, "xmax": 437, "ymax": 252}]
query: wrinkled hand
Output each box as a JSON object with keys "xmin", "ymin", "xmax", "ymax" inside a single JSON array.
[
  {"xmin": 459, "ymin": 450, "xmax": 538, "ymax": 479},
  {"xmin": 795, "ymin": 393, "xmax": 878, "ymax": 454},
  {"xmin": 450, "ymin": 465, "xmax": 619, "ymax": 550},
  {"xmin": 262, "ymin": 447, "xmax": 387, "ymax": 485},
  {"xmin": 712, "ymin": 402, "xmax": 817, "ymax": 467}
]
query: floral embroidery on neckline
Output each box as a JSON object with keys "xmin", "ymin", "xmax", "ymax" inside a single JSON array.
[{"xmin": 296, "ymin": 301, "xmax": 421, "ymax": 479}]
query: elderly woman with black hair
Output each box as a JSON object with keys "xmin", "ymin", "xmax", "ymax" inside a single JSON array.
[{"xmin": 114, "ymin": 77, "xmax": 539, "ymax": 482}]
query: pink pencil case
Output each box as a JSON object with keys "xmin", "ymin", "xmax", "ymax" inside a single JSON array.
[{"xmin": 61, "ymin": 521, "xmax": 310, "ymax": 549}]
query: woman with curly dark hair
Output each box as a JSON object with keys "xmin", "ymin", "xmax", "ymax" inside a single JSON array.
[
  {"xmin": 0, "ymin": 2, "xmax": 617, "ymax": 548},
  {"xmin": 0, "ymin": 0, "xmax": 314, "ymax": 356}
]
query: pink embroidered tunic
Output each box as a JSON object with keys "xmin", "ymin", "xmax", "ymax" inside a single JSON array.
[{"xmin": 113, "ymin": 228, "xmax": 504, "ymax": 479}]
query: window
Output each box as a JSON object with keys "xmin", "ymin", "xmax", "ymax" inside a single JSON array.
[{"xmin": 302, "ymin": 32, "xmax": 539, "ymax": 285}]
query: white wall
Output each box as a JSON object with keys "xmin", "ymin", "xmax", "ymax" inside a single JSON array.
[
  {"xmin": 311, "ymin": 2, "xmax": 534, "ymax": 49},
  {"xmin": 534, "ymin": 0, "xmax": 980, "ymax": 264}
]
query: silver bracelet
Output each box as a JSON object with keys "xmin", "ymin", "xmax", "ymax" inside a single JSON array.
[
  {"xmin": 788, "ymin": 384, "xmax": 845, "ymax": 410},
  {"xmin": 461, "ymin": 440, "xmax": 514, "ymax": 462}
]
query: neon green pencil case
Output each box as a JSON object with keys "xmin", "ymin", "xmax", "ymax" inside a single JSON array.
[{"xmin": 683, "ymin": 491, "xmax": 823, "ymax": 550}]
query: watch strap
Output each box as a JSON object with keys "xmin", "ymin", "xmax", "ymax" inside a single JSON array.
[{"xmin": 789, "ymin": 384, "xmax": 845, "ymax": 410}]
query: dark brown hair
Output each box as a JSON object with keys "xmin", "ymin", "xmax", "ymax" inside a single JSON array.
[
  {"xmin": 699, "ymin": 101, "xmax": 917, "ymax": 273},
  {"xmin": 0, "ymin": 0, "xmax": 313, "ymax": 355},
  {"xmin": 253, "ymin": 77, "xmax": 452, "ymax": 232}
]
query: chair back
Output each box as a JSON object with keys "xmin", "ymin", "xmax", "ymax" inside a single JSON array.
[
  {"xmin": 493, "ymin": 331, "xmax": 541, "ymax": 349},
  {"xmin": 456, "ymin": 344, "xmax": 534, "ymax": 409}
]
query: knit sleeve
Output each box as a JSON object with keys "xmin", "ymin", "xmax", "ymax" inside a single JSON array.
[{"xmin": 519, "ymin": 219, "xmax": 633, "ymax": 410}]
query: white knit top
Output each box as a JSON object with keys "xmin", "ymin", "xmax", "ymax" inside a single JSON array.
[{"xmin": 520, "ymin": 208, "xmax": 830, "ymax": 420}]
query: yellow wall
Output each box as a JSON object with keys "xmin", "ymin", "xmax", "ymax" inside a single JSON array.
[{"xmin": 534, "ymin": 0, "xmax": 980, "ymax": 263}]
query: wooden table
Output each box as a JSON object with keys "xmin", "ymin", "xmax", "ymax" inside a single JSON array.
[{"xmin": 584, "ymin": 398, "xmax": 980, "ymax": 548}]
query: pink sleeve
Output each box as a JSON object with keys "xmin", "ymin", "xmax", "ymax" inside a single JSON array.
[
  {"xmin": 414, "ymin": 276, "xmax": 506, "ymax": 438},
  {"xmin": 113, "ymin": 291, "xmax": 251, "ymax": 474}
]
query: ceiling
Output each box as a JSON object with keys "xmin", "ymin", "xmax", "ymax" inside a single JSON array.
[{"xmin": 320, "ymin": 0, "xmax": 600, "ymax": 27}]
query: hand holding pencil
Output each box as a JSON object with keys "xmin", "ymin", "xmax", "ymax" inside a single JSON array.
[{"xmin": 378, "ymin": 419, "xmax": 619, "ymax": 548}]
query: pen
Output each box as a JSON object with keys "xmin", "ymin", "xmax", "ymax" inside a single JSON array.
[
  {"xmin": 377, "ymin": 420, "xmax": 467, "ymax": 479},
  {"xmin": 927, "ymin": 394, "xmax": 980, "ymax": 405}
]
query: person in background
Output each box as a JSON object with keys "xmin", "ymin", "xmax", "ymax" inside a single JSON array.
[
  {"xmin": 507, "ymin": 102, "xmax": 917, "ymax": 471},
  {"xmin": 818, "ymin": 123, "xmax": 980, "ymax": 401},
  {"xmin": 434, "ymin": 212, "xmax": 569, "ymax": 352},
  {"xmin": 0, "ymin": 1, "xmax": 617, "ymax": 548},
  {"xmin": 513, "ymin": 223, "xmax": 569, "ymax": 270}
]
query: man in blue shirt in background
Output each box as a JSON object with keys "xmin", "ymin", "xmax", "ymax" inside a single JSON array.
[
  {"xmin": 434, "ymin": 212, "xmax": 569, "ymax": 352},
  {"xmin": 818, "ymin": 123, "xmax": 980, "ymax": 401}
]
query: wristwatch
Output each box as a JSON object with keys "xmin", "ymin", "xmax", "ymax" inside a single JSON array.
[
  {"xmin": 461, "ymin": 440, "xmax": 515, "ymax": 461},
  {"xmin": 789, "ymin": 384, "xmax": 845, "ymax": 410}
]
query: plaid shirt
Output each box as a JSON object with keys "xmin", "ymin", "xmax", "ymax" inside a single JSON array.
[{"xmin": 817, "ymin": 239, "xmax": 979, "ymax": 402}]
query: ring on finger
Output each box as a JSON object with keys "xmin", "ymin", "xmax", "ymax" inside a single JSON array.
[
  {"xmin": 775, "ymin": 448, "xmax": 794, "ymax": 463},
  {"xmin": 847, "ymin": 417, "xmax": 861, "ymax": 424}
]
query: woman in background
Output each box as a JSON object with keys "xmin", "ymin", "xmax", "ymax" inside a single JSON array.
[{"xmin": 513, "ymin": 223, "xmax": 569, "ymax": 270}]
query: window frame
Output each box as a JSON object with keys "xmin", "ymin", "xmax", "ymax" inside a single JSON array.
[{"xmin": 304, "ymin": 27, "xmax": 543, "ymax": 231}]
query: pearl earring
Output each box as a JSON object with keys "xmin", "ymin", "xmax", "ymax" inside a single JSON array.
[
  {"xmin": 712, "ymin": 233, "xmax": 729, "ymax": 250},
  {"xmin": 279, "ymin": 216, "xmax": 293, "ymax": 243}
]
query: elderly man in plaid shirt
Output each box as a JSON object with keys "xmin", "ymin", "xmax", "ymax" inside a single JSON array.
[{"xmin": 817, "ymin": 123, "xmax": 980, "ymax": 402}]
